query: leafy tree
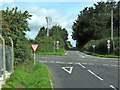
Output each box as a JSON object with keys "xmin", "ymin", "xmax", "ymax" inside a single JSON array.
[
  {"xmin": 1, "ymin": 7, "xmax": 33, "ymax": 64},
  {"xmin": 34, "ymin": 25, "xmax": 69, "ymax": 52},
  {"xmin": 35, "ymin": 26, "xmax": 46, "ymax": 38},
  {"xmin": 72, "ymin": 1, "xmax": 119, "ymax": 48}
]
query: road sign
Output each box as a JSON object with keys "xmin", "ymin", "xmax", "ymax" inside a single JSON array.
[
  {"xmin": 107, "ymin": 44, "xmax": 110, "ymax": 46},
  {"xmin": 92, "ymin": 45, "xmax": 96, "ymax": 48},
  {"xmin": 56, "ymin": 41, "xmax": 59, "ymax": 44},
  {"xmin": 31, "ymin": 44, "xmax": 39, "ymax": 52},
  {"xmin": 31, "ymin": 44, "xmax": 39, "ymax": 65},
  {"xmin": 107, "ymin": 40, "xmax": 111, "ymax": 43},
  {"xmin": 56, "ymin": 44, "xmax": 59, "ymax": 47},
  {"xmin": 61, "ymin": 67, "xmax": 73, "ymax": 74}
]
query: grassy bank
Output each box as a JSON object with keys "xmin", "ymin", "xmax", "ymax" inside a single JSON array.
[
  {"xmin": 2, "ymin": 60, "xmax": 54, "ymax": 88},
  {"xmin": 36, "ymin": 52, "xmax": 65, "ymax": 56},
  {"xmin": 83, "ymin": 51, "xmax": 120, "ymax": 58}
]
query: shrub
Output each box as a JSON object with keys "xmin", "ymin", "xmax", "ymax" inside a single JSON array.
[{"xmin": 83, "ymin": 37, "xmax": 119, "ymax": 55}]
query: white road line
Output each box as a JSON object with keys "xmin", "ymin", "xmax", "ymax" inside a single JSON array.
[
  {"xmin": 109, "ymin": 85, "xmax": 117, "ymax": 90},
  {"xmin": 111, "ymin": 65, "xmax": 117, "ymax": 67},
  {"xmin": 50, "ymin": 61, "xmax": 55, "ymax": 63},
  {"xmin": 78, "ymin": 63, "xmax": 86, "ymax": 68},
  {"xmin": 81, "ymin": 55, "xmax": 85, "ymax": 58},
  {"xmin": 65, "ymin": 53, "xmax": 67, "ymax": 55},
  {"xmin": 103, "ymin": 64, "xmax": 109, "ymax": 66},
  {"xmin": 75, "ymin": 62, "xmax": 80, "ymax": 64},
  {"xmin": 87, "ymin": 70, "xmax": 103, "ymax": 81},
  {"xmin": 67, "ymin": 62, "xmax": 73, "ymax": 64},
  {"xmin": 56, "ymin": 61, "xmax": 62, "ymax": 64},
  {"xmin": 44, "ymin": 61, "xmax": 47, "ymax": 63},
  {"xmin": 82, "ymin": 63, "xmax": 87, "ymax": 65},
  {"xmin": 88, "ymin": 63, "xmax": 94, "ymax": 65},
  {"xmin": 61, "ymin": 67, "xmax": 73, "ymax": 74},
  {"xmin": 59, "ymin": 62, "xmax": 66, "ymax": 64}
]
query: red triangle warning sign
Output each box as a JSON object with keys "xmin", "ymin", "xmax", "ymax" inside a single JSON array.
[{"xmin": 31, "ymin": 44, "xmax": 39, "ymax": 52}]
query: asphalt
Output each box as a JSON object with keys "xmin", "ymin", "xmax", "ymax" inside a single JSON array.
[{"xmin": 36, "ymin": 50, "xmax": 120, "ymax": 89}]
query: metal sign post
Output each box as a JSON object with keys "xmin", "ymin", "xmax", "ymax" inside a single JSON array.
[
  {"xmin": 9, "ymin": 37, "xmax": 14, "ymax": 73},
  {"xmin": 108, "ymin": 47, "xmax": 110, "ymax": 55},
  {"xmin": 57, "ymin": 44, "xmax": 59, "ymax": 52},
  {"xmin": 34, "ymin": 52, "xmax": 35, "ymax": 65},
  {"xmin": 53, "ymin": 41, "xmax": 56, "ymax": 52},
  {"xmin": 92, "ymin": 45, "xmax": 96, "ymax": 53},
  {"xmin": 31, "ymin": 44, "xmax": 39, "ymax": 65},
  {"xmin": 0, "ymin": 34, "xmax": 6, "ymax": 80}
]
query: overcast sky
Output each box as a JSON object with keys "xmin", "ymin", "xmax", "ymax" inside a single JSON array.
[{"xmin": 0, "ymin": 0, "xmax": 119, "ymax": 47}]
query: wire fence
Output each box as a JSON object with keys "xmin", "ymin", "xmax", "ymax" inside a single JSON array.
[
  {"xmin": 0, "ymin": 39, "xmax": 2, "ymax": 77},
  {"xmin": 0, "ymin": 36, "xmax": 13, "ymax": 80}
]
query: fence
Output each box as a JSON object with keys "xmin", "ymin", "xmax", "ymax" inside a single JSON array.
[{"xmin": 0, "ymin": 35, "xmax": 14, "ymax": 81}]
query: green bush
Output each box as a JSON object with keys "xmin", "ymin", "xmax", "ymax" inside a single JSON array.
[{"xmin": 83, "ymin": 37, "xmax": 119, "ymax": 55}]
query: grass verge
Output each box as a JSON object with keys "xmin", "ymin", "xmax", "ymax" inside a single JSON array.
[
  {"xmin": 83, "ymin": 51, "xmax": 120, "ymax": 58},
  {"xmin": 2, "ymin": 60, "xmax": 54, "ymax": 88},
  {"xmin": 36, "ymin": 52, "xmax": 65, "ymax": 56}
]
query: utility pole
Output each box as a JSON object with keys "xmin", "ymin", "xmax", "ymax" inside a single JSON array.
[
  {"xmin": 108, "ymin": 0, "xmax": 115, "ymax": 49},
  {"xmin": 46, "ymin": 17, "xmax": 52, "ymax": 37}
]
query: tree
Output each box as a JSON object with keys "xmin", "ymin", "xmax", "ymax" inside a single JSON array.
[
  {"xmin": 72, "ymin": 1, "xmax": 118, "ymax": 48},
  {"xmin": 1, "ymin": 7, "xmax": 33, "ymax": 64},
  {"xmin": 35, "ymin": 26, "xmax": 46, "ymax": 39}
]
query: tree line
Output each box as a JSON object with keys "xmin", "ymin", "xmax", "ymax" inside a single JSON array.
[
  {"xmin": 30, "ymin": 25, "xmax": 69, "ymax": 52},
  {"xmin": 72, "ymin": 1, "xmax": 119, "ymax": 48},
  {"xmin": 0, "ymin": 7, "xmax": 70, "ymax": 65}
]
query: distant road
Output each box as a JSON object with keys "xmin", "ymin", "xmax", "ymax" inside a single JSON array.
[{"xmin": 36, "ymin": 51, "xmax": 119, "ymax": 89}]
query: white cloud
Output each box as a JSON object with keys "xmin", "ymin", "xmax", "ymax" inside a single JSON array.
[
  {"xmin": 26, "ymin": 7, "xmax": 76, "ymax": 46},
  {"xmin": 0, "ymin": 0, "xmax": 14, "ymax": 8}
]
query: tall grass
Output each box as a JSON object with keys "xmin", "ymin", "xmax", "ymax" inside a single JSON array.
[{"xmin": 2, "ymin": 60, "xmax": 54, "ymax": 88}]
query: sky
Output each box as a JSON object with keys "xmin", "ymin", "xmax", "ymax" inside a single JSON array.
[{"xmin": 0, "ymin": 0, "xmax": 119, "ymax": 47}]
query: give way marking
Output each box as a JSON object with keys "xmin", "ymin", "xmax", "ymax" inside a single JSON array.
[{"xmin": 61, "ymin": 67, "xmax": 73, "ymax": 74}]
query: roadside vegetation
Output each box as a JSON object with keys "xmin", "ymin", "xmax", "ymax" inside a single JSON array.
[
  {"xmin": 0, "ymin": 6, "xmax": 71, "ymax": 89},
  {"xmin": 82, "ymin": 37, "xmax": 119, "ymax": 56},
  {"xmin": 2, "ymin": 61, "xmax": 54, "ymax": 88},
  {"xmin": 30, "ymin": 25, "xmax": 69, "ymax": 55},
  {"xmin": 72, "ymin": 1, "xmax": 119, "ymax": 56},
  {"xmin": 83, "ymin": 51, "xmax": 119, "ymax": 58},
  {"xmin": 0, "ymin": 5, "xmax": 73, "ymax": 88}
]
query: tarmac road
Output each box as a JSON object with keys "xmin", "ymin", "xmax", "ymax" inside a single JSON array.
[{"xmin": 36, "ymin": 50, "xmax": 120, "ymax": 89}]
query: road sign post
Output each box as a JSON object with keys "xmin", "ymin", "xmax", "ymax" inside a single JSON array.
[
  {"xmin": 92, "ymin": 45, "xmax": 96, "ymax": 53},
  {"xmin": 31, "ymin": 44, "xmax": 39, "ymax": 65},
  {"xmin": 53, "ymin": 41, "xmax": 56, "ymax": 52},
  {"xmin": 108, "ymin": 47, "xmax": 110, "ymax": 55}
]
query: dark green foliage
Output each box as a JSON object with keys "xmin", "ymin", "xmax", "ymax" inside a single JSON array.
[
  {"xmin": 35, "ymin": 36, "xmax": 54, "ymax": 52},
  {"xmin": 72, "ymin": 1, "xmax": 119, "ymax": 48},
  {"xmin": 34, "ymin": 25, "xmax": 68, "ymax": 53},
  {"xmin": 36, "ymin": 26, "xmax": 47, "ymax": 38},
  {"xmin": 83, "ymin": 37, "xmax": 119, "ymax": 55},
  {"xmin": 1, "ymin": 7, "xmax": 33, "ymax": 64}
]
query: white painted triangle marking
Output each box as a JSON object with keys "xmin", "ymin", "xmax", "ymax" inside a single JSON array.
[{"xmin": 61, "ymin": 67, "xmax": 73, "ymax": 74}]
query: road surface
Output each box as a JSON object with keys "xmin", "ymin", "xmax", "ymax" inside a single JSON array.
[{"xmin": 36, "ymin": 51, "xmax": 119, "ymax": 89}]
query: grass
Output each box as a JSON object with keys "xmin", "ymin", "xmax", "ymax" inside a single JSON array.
[
  {"xmin": 36, "ymin": 52, "xmax": 65, "ymax": 56},
  {"xmin": 2, "ymin": 60, "xmax": 54, "ymax": 89},
  {"xmin": 83, "ymin": 51, "xmax": 120, "ymax": 58}
]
